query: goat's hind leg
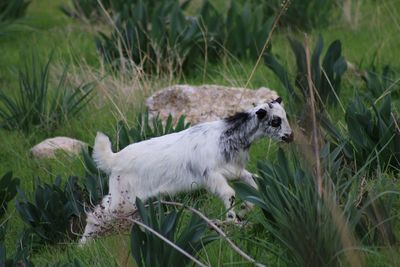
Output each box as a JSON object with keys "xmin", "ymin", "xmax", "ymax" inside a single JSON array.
[
  {"xmin": 80, "ymin": 194, "xmax": 116, "ymax": 245},
  {"xmin": 80, "ymin": 194, "xmax": 136, "ymax": 244},
  {"xmin": 80, "ymin": 177, "xmax": 138, "ymax": 245}
]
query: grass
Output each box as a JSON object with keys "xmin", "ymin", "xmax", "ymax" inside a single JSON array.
[{"xmin": 0, "ymin": 0, "xmax": 399, "ymax": 266}]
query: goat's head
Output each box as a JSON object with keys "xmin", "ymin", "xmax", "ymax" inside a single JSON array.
[{"xmin": 252, "ymin": 97, "xmax": 293, "ymax": 143}]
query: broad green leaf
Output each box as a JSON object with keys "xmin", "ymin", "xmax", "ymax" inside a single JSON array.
[{"xmin": 311, "ymin": 35, "xmax": 323, "ymax": 89}]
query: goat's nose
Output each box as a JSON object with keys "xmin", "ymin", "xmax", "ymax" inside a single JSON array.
[{"xmin": 282, "ymin": 132, "xmax": 294, "ymax": 143}]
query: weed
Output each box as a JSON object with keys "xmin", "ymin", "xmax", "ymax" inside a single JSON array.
[
  {"xmin": 322, "ymin": 95, "xmax": 400, "ymax": 173},
  {"xmin": 0, "ymin": 0, "xmax": 30, "ymax": 27},
  {"xmin": 131, "ymin": 198, "xmax": 216, "ymax": 267},
  {"xmin": 15, "ymin": 176, "xmax": 85, "ymax": 245},
  {"xmin": 0, "ymin": 54, "xmax": 94, "ymax": 134}
]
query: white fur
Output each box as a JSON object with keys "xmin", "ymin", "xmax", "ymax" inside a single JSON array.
[{"xmin": 80, "ymin": 100, "xmax": 292, "ymax": 244}]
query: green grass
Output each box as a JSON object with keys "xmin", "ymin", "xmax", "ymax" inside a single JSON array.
[{"xmin": 0, "ymin": 0, "xmax": 399, "ymax": 266}]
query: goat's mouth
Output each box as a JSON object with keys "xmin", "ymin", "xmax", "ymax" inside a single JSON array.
[{"xmin": 281, "ymin": 132, "xmax": 294, "ymax": 143}]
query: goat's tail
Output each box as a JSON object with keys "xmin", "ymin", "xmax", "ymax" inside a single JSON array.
[{"xmin": 93, "ymin": 132, "xmax": 115, "ymax": 174}]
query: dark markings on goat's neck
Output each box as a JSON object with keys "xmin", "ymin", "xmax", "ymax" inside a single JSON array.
[
  {"xmin": 224, "ymin": 112, "xmax": 251, "ymax": 129},
  {"xmin": 220, "ymin": 111, "xmax": 256, "ymax": 163}
]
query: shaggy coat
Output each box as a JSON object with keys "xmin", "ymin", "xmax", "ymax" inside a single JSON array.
[{"xmin": 80, "ymin": 98, "xmax": 293, "ymax": 243}]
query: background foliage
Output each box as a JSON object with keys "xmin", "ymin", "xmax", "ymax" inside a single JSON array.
[
  {"xmin": 0, "ymin": 0, "xmax": 399, "ymax": 266},
  {"xmin": 0, "ymin": 54, "xmax": 93, "ymax": 133}
]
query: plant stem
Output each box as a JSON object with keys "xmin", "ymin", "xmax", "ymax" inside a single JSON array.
[
  {"xmin": 161, "ymin": 200, "xmax": 267, "ymax": 267},
  {"xmin": 244, "ymin": 0, "xmax": 291, "ymax": 90},
  {"xmin": 128, "ymin": 217, "xmax": 209, "ymax": 267},
  {"xmin": 235, "ymin": 0, "xmax": 291, "ymax": 111},
  {"xmin": 304, "ymin": 34, "xmax": 323, "ymax": 198}
]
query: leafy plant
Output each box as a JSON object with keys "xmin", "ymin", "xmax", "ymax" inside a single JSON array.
[
  {"xmin": 45, "ymin": 258, "xmax": 82, "ymax": 267},
  {"xmin": 96, "ymin": 0, "xmax": 206, "ymax": 73},
  {"xmin": 263, "ymin": 0, "xmax": 336, "ymax": 32},
  {"xmin": 0, "ymin": 233, "xmax": 34, "ymax": 267},
  {"xmin": 235, "ymin": 149, "xmax": 356, "ymax": 266},
  {"xmin": 321, "ymin": 142, "xmax": 398, "ymax": 246},
  {"xmin": 0, "ymin": 171, "xmax": 19, "ymax": 220},
  {"xmin": 362, "ymin": 64, "xmax": 400, "ymax": 99},
  {"xmin": 0, "ymin": 171, "xmax": 19, "ymax": 263},
  {"xmin": 0, "ymin": 227, "xmax": 6, "ymax": 267},
  {"xmin": 116, "ymin": 110, "xmax": 190, "ymax": 150},
  {"xmin": 194, "ymin": 0, "xmax": 273, "ymax": 59},
  {"xmin": 131, "ymin": 198, "xmax": 216, "ymax": 267},
  {"xmin": 0, "ymin": 172, "xmax": 33, "ymax": 267},
  {"xmin": 60, "ymin": 0, "xmax": 111, "ymax": 20},
  {"xmin": 265, "ymin": 36, "xmax": 347, "ymax": 118},
  {"xmin": 15, "ymin": 176, "xmax": 85, "ymax": 244},
  {"xmin": 322, "ymin": 95, "xmax": 400, "ymax": 173},
  {"xmin": 0, "ymin": 0, "xmax": 30, "ymax": 24},
  {"xmin": 356, "ymin": 175, "xmax": 398, "ymax": 245},
  {"xmin": 0, "ymin": 0, "xmax": 30, "ymax": 37},
  {"xmin": 95, "ymin": 0, "xmax": 275, "ymax": 73},
  {"xmin": 61, "ymin": 0, "xmax": 150, "ymax": 21},
  {"xmin": 0, "ymin": 54, "xmax": 94, "ymax": 133},
  {"xmin": 235, "ymin": 148, "xmax": 398, "ymax": 266},
  {"xmin": 220, "ymin": 1, "xmax": 273, "ymax": 59}
]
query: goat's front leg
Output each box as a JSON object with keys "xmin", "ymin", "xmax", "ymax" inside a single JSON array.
[
  {"xmin": 237, "ymin": 169, "xmax": 258, "ymax": 219},
  {"xmin": 206, "ymin": 171, "xmax": 238, "ymax": 222}
]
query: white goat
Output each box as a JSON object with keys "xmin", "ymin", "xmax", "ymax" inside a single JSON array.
[{"xmin": 80, "ymin": 97, "xmax": 293, "ymax": 244}]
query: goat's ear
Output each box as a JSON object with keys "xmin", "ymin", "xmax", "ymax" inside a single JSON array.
[
  {"xmin": 256, "ymin": 108, "xmax": 267, "ymax": 119},
  {"xmin": 275, "ymin": 97, "xmax": 282, "ymax": 104}
]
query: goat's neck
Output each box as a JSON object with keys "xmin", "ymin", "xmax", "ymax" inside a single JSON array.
[{"xmin": 220, "ymin": 117, "xmax": 259, "ymax": 166}]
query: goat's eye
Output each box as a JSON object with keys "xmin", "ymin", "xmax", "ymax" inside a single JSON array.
[{"xmin": 270, "ymin": 117, "xmax": 281, "ymax": 127}]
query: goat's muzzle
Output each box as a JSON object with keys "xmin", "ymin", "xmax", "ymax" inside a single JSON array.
[{"xmin": 282, "ymin": 132, "xmax": 294, "ymax": 143}]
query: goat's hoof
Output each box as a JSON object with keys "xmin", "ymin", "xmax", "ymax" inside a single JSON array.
[
  {"xmin": 226, "ymin": 210, "xmax": 237, "ymax": 221},
  {"xmin": 224, "ymin": 211, "xmax": 245, "ymax": 226},
  {"xmin": 236, "ymin": 212, "xmax": 245, "ymax": 222},
  {"xmin": 210, "ymin": 219, "xmax": 226, "ymax": 230},
  {"xmin": 209, "ymin": 218, "xmax": 245, "ymax": 231},
  {"xmin": 78, "ymin": 237, "xmax": 88, "ymax": 247},
  {"xmin": 231, "ymin": 219, "xmax": 246, "ymax": 227},
  {"xmin": 237, "ymin": 209, "xmax": 249, "ymax": 220}
]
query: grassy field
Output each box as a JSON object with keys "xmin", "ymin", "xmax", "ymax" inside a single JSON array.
[{"xmin": 1, "ymin": 0, "xmax": 399, "ymax": 266}]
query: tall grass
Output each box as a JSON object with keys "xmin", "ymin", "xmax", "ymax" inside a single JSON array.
[
  {"xmin": 266, "ymin": 0, "xmax": 337, "ymax": 32},
  {"xmin": 61, "ymin": 57, "xmax": 180, "ymax": 126},
  {"xmin": 235, "ymin": 148, "xmax": 361, "ymax": 267},
  {"xmin": 131, "ymin": 199, "xmax": 216, "ymax": 267},
  {"xmin": 0, "ymin": 0, "xmax": 31, "ymax": 33},
  {"xmin": 0, "ymin": 53, "xmax": 93, "ymax": 134},
  {"xmin": 232, "ymin": 35, "xmax": 399, "ymax": 267}
]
